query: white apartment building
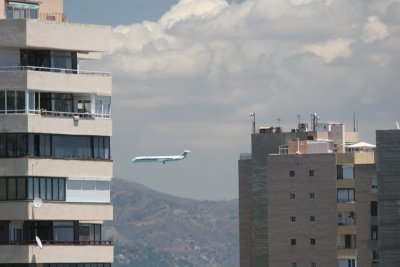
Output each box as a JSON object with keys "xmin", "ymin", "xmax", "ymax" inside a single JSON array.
[{"xmin": 0, "ymin": 1, "xmax": 114, "ymax": 266}]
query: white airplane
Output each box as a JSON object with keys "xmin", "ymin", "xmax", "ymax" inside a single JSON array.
[{"xmin": 132, "ymin": 150, "xmax": 191, "ymax": 164}]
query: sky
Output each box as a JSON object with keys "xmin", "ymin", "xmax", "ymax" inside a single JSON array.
[{"xmin": 65, "ymin": 0, "xmax": 400, "ymax": 200}]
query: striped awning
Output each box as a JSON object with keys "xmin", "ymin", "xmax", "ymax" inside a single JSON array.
[{"xmin": 8, "ymin": 1, "xmax": 39, "ymax": 9}]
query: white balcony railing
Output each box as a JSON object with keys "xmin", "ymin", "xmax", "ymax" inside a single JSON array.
[{"xmin": 0, "ymin": 66, "xmax": 110, "ymax": 76}]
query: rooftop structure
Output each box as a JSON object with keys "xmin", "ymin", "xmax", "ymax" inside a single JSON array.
[{"xmin": 0, "ymin": 1, "xmax": 114, "ymax": 266}]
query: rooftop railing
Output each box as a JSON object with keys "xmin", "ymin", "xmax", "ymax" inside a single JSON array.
[{"xmin": 0, "ymin": 66, "xmax": 111, "ymax": 76}]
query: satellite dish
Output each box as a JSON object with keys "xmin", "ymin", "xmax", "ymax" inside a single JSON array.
[
  {"xmin": 396, "ymin": 122, "xmax": 400, "ymax": 130},
  {"xmin": 33, "ymin": 198, "xmax": 42, "ymax": 208},
  {"xmin": 35, "ymin": 236, "xmax": 43, "ymax": 249}
]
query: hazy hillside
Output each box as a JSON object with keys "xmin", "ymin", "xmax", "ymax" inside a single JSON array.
[{"xmin": 104, "ymin": 178, "xmax": 239, "ymax": 267}]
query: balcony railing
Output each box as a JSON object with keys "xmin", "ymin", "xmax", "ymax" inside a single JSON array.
[
  {"xmin": 0, "ymin": 240, "xmax": 113, "ymax": 246},
  {"xmin": 0, "ymin": 66, "xmax": 111, "ymax": 76},
  {"xmin": 39, "ymin": 12, "xmax": 67, "ymax": 23}
]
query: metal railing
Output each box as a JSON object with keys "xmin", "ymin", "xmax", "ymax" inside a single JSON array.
[
  {"xmin": 0, "ymin": 240, "xmax": 113, "ymax": 246},
  {"xmin": 0, "ymin": 66, "xmax": 111, "ymax": 76},
  {"xmin": 40, "ymin": 110, "xmax": 110, "ymax": 119},
  {"xmin": 39, "ymin": 12, "xmax": 67, "ymax": 23}
]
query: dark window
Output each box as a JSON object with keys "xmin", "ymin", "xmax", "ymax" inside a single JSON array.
[
  {"xmin": 6, "ymin": 91, "xmax": 15, "ymax": 112},
  {"xmin": 310, "ymin": 263, "xmax": 316, "ymax": 267},
  {"xmin": 0, "ymin": 135, "xmax": 5, "ymax": 157},
  {"xmin": 371, "ymin": 201, "xmax": 378, "ymax": 216},
  {"xmin": 290, "ymin": 193, "xmax": 295, "ymax": 199},
  {"xmin": 291, "ymin": 263, "xmax": 297, "ymax": 267},
  {"xmin": 16, "ymin": 134, "xmax": 27, "ymax": 157},
  {"xmin": 7, "ymin": 178, "xmax": 16, "ymax": 200},
  {"xmin": 309, "ymin": 170, "xmax": 315, "ymax": 176},
  {"xmin": 289, "ymin": 171, "xmax": 295, "ymax": 177},
  {"xmin": 291, "ymin": 238, "xmax": 296, "ymax": 245},
  {"xmin": 7, "ymin": 134, "xmax": 16, "ymax": 157},
  {"xmin": 16, "ymin": 178, "xmax": 26, "ymax": 200},
  {"xmin": 0, "ymin": 179, "xmax": 6, "ymax": 200},
  {"xmin": 290, "ymin": 216, "xmax": 296, "ymax": 223},
  {"xmin": 337, "ymin": 189, "xmax": 355, "ymax": 203},
  {"xmin": 310, "ymin": 216, "xmax": 315, "ymax": 223},
  {"xmin": 371, "ymin": 225, "xmax": 378, "ymax": 240},
  {"xmin": 0, "ymin": 91, "xmax": 4, "ymax": 113},
  {"xmin": 309, "ymin": 193, "xmax": 315, "ymax": 199},
  {"xmin": 310, "ymin": 238, "xmax": 316, "ymax": 245}
]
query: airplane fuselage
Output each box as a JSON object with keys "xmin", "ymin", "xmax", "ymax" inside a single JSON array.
[{"xmin": 131, "ymin": 150, "xmax": 191, "ymax": 164}]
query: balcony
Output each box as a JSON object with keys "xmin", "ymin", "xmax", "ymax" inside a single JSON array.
[
  {"xmin": 0, "ymin": 19, "xmax": 111, "ymax": 52},
  {"xmin": 0, "ymin": 66, "xmax": 112, "ymax": 94},
  {"xmin": 0, "ymin": 243, "xmax": 113, "ymax": 263},
  {"xmin": 0, "ymin": 201, "xmax": 113, "ymax": 221}
]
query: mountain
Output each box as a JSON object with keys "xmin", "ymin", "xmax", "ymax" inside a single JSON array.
[{"xmin": 104, "ymin": 178, "xmax": 239, "ymax": 267}]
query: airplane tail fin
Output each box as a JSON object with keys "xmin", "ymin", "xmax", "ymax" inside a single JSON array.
[{"xmin": 181, "ymin": 150, "xmax": 191, "ymax": 158}]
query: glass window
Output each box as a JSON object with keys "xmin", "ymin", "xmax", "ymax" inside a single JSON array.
[
  {"xmin": 310, "ymin": 238, "xmax": 316, "ymax": 245},
  {"xmin": 96, "ymin": 181, "xmax": 110, "ymax": 191},
  {"xmin": 291, "ymin": 239, "xmax": 296, "ymax": 245},
  {"xmin": 104, "ymin": 137, "xmax": 110, "ymax": 160},
  {"xmin": 289, "ymin": 170, "xmax": 295, "ymax": 177},
  {"xmin": 0, "ymin": 91, "xmax": 5, "ymax": 113},
  {"xmin": 309, "ymin": 170, "xmax": 315, "ymax": 176},
  {"xmin": 46, "ymin": 178, "xmax": 53, "ymax": 200},
  {"xmin": 371, "ymin": 225, "xmax": 378, "ymax": 240},
  {"xmin": 16, "ymin": 177, "xmax": 26, "ymax": 200},
  {"xmin": 7, "ymin": 134, "xmax": 16, "ymax": 157},
  {"xmin": 83, "ymin": 181, "xmax": 95, "ymax": 191},
  {"xmin": 337, "ymin": 189, "xmax": 355, "ymax": 203},
  {"xmin": 59, "ymin": 179, "xmax": 65, "ymax": 201},
  {"xmin": 6, "ymin": 91, "xmax": 15, "ymax": 112},
  {"xmin": 371, "ymin": 201, "xmax": 378, "ymax": 216},
  {"xmin": 40, "ymin": 178, "xmax": 46, "ymax": 199},
  {"xmin": 371, "ymin": 177, "xmax": 378, "ymax": 193},
  {"xmin": 53, "ymin": 221, "xmax": 74, "ymax": 241},
  {"xmin": 7, "ymin": 177, "xmax": 16, "ymax": 200},
  {"xmin": 16, "ymin": 91, "xmax": 25, "ymax": 112},
  {"xmin": 53, "ymin": 179, "xmax": 59, "ymax": 200},
  {"xmin": 290, "ymin": 216, "xmax": 296, "ymax": 223},
  {"xmin": 16, "ymin": 134, "xmax": 27, "ymax": 157},
  {"xmin": 290, "ymin": 193, "xmax": 295, "ymax": 199},
  {"xmin": 28, "ymin": 91, "xmax": 35, "ymax": 112},
  {"xmin": 27, "ymin": 177, "xmax": 33, "ymax": 199},
  {"xmin": 310, "ymin": 216, "xmax": 315, "ymax": 223},
  {"xmin": 342, "ymin": 166, "xmax": 354, "ymax": 180},
  {"xmin": 33, "ymin": 177, "xmax": 40, "ymax": 198},
  {"xmin": 0, "ymin": 179, "xmax": 6, "ymax": 200},
  {"xmin": 0, "ymin": 134, "xmax": 6, "ymax": 157},
  {"xmin": 309, "ymin": 193, "xmax": 315, "ymax": 199}
]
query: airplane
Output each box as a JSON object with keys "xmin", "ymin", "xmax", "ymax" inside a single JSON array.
[{"xmin": 131, "ymin": 150, "xmax": 191, "ymax": 164}]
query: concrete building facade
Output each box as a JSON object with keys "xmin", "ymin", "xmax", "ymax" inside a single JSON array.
[
  {"xmin": 376, "ymin": 130, "xmax": 400, "ymax": 267},
  {"xmin": 239, "ymin": 117, "xmax": 378, "ymax": 267},
  {"xmin": 0, "ymin": 1, "xmax": 113, "ymax": 266}
]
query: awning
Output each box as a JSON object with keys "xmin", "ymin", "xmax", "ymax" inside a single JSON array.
[
  {"xmin": 346, "ymin": 142, "xmax": 376, "ymax": 148},
  {"xmin": 8, "ymin": 1, "xmax": 39, "ymax": 9}
]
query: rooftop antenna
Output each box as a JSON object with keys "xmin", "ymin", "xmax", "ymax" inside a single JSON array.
[
  {"xmin": 353, "ymin": 111, "xmax": 356, "ymax": 132},
  {"xmin": 311, "ymin": 113, "xmax": 319, "ymax": 131},
  {"xmin": 250, "ymin": 113, "xmax": 256, "ymax": 134},
  {"xmin": 297, "ymin": 114, "xmax": 301, "ymax": 124},
  {"xmin": 277, "ymin": 118, "xmax": 281, "ymax": 127}
]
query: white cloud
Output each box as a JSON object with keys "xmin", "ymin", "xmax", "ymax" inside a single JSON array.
[
  {"xmin": 303, "ymin": 38, "xmax": 355, "ymax": 63},
  {"xmin": 362, "ymin": 16, "xmax": 389, "ymax": 43},
  {"xmin": 86, "ymin": 0, "xmax": 400, "ymax": 199}
]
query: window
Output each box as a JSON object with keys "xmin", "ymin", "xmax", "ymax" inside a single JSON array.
[
  {"xmin": 309, "ymin": 170, "xmax": 315, "ymax": 176},
  {"xmin": 309, "ymin": 193, "xmax": 315, "ymax": 199},
  {"xmin": 310, "ymin": 216, "xmax": 315, "ymax": 223},
  {"xmin": 371, "ymin": 201, "xmax": 378, "ymax": 216},
  {"xmin": 290, "ymin": 193, "xmax": 295, "ymax": 199},
  {"xmin": 372, "ymin": 250, "xmax": 379, "ymax": 263},
  {"xmin": 0, "ymin": 133, "xmax": 111, "ymax": 160},
  {"xmin": 290, "ymin": 216, "xmax": 296, "ymax": 223},
  {"xmin": 310, "ymin": 238, "xmax": 316, "ymax": 245},
  {"xmin": 337, "ymin": 165, "xmax": 354, "ymax": 180},
  {"xmin": 337, "ymin": 189, "xmax": 355, "ymax": 203},
  {"xmin": 289, "ymin": 171, "xmax": 295, "ymax": 177},
  {"xmin": 291, "ymin": 238, "xmax": 296, "ymax": 245},
  {"xmin": 310, "ymin": 262, "xmax": 316, "ymax": 267},
  {"xmin": 25, "ymin": 177, "xmax": 65, "ymax": 201},
  {"xmin": 291, "ymin": 263, "xmax": 297, "ymax": 267},
  {"xmin": 371, "ymin": 177, "xmax": 378, "ymax": 193},
  {"xmin": 79, "ymin": 224, "xmax": 102, "ymax": 241},
  {"xmin": 53, "ymin": 221, "xmax": 74, "ymax": 241},
  {"xmin": 371, "ymin": 225, "xmax": 378, "ymax": 240}
]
